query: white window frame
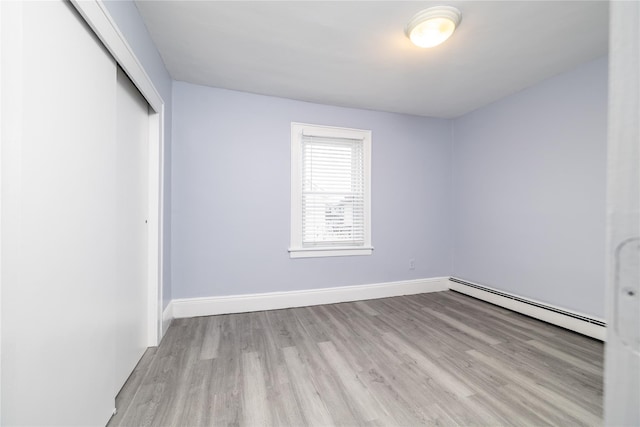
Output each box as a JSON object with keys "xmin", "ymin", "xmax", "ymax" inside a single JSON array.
[{"xmin": 289, "ymin": 122, "xmax": 372, "ymax": 258}]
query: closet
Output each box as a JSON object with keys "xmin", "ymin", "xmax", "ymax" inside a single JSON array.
[{"xmin": 1, "ymin": 1, "xmax": 157, "ymax": 425}]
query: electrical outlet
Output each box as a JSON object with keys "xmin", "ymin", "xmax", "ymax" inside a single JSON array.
[{"xmin": 409, "ymin": 258, "xmax": 415, "ymax": 270}]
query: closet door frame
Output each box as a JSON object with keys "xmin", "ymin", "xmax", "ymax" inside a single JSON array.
[{"xmin": 71, "ymin": 0, "xmax": 165, "ymax": 347}]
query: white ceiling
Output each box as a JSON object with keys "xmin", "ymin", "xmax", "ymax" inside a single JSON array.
[{"xmin": 134, "ymin": 1, "xmax": 608, "ymax": 119}]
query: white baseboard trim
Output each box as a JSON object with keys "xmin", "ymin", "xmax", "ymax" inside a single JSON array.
[
  {"xmin": 171, "ymin": 277, "xmax": 450, "ymax": 319},
  {"xmin": 161, "ymin": 302, "xmax": 173, "ymax": 338},
  {"xmin": 448, "ymin": 277, "xmax": 606, "ymax": 341}
]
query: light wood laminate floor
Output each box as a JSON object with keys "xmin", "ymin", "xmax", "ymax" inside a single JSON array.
[{"xmin": 109, "ymin": 291, "xmax": 603, "ymax": 426}]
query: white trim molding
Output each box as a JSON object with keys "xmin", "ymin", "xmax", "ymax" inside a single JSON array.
[
  {"xmin": 448, "ymin": 277, "xmax": 606, "ymax": 341},
  {"xmin": 289, "ymin": 122, "xmax": 372, "ymax": 259},
  {"xmin": 171, "ymin": 277, "xmax": 449, "ymax": 319},
  {"xmin": 69, "ymin": 1, "xmax": 162, "ymax": 113},
  {"xmin": 162, "ymin": 302, "xmax": 173, "ymax": 336}
]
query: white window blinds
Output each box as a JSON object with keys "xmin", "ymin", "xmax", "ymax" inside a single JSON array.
[
  {"xmin": 290, "ymin": 122, "xmax": 371, "ymax": 258},
  {"xmin": 301, "ymin": 134, "xmax": 365, "ymax": 247}
]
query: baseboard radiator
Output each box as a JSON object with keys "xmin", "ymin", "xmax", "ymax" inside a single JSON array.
[{"xmin": 448, "ymin": 277, "xmax": 606, "ymax": 341}]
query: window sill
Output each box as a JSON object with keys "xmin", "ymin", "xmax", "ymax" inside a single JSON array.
[{"xmin": 288, "ymin": 247, "xmax": 374, "ymax": 259}]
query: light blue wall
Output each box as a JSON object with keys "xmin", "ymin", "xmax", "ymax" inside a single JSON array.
[
  {"xmin": 99, "ymin": 2, "xmax": 608, "ymax": 317},
  {"xmin": 102, "ymin": 0, "xmax": 173, "ymax": 309},
  {"xmin": 172, "ymin": 82, "xmax": 454, "ymax": 298},
  {"xmin": 452, "ymin": 57, "xmax": 608, "ymax": 318}
]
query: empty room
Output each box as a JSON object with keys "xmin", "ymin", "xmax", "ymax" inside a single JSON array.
[{"xmin": 1, "ymin": 0, "xmax": 638, "ymax": 426}]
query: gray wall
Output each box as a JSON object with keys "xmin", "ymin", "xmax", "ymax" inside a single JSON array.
[
  {"xmin": 172, "ymin": 82, "xmax": 453, "ymax": 299},
  {"xmin": 103, "ymin": 0, "xmax": 173, "ymax": 308},
  {"xmin": 452, "ymin": 57, "xmax": 608, "ymax": 318}
]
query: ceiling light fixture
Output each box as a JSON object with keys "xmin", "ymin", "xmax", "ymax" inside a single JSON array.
[{"xmin": 405, "ymin": 6, "xmax": 462, "ymax": 48}]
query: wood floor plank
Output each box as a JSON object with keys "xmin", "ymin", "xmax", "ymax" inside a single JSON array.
[
  {"xmin": 180, "ymin": 359, "xmax": 211, "ymax": 426},
  {"xmin": 525, "ymin": 339, "xmax": 603, "ymax": 376},
  {"xmin": 329, "ymin": 305, "xmax": 462, "ymax": 425},
  {"xmin": 207, "ymin": 315, "xmax": 243, "ymax": 426},
  {"xmin": 467, "ymin": 386, "xmax": 555, "ymax": 426},
  {"xmin": 382, "ymin": 331, "xmax": 475, "ymax": 398},
  {"xmin": 317, "ymin": 341, "xmax": 388, "ymax": 423},
  {"xmin": 111, "ymin": 291, "xmax": 604, "ymax": 427},
  {"xmin": 257, "ymin": 311, "xmax": 306, "ymax": 427},
  {"xmin": 282, "ymin": 346, "xmax": 335, "ymax": 426},
  {"xmin": 467, "ymin": 348, "xmax": 601, "ymax": 425},
  {"xmin": 543, "ymin": 333, "xmax": 605, "ymax": 366},
  {"xmin": 436, "ymin": 351, "xmax": 509, "ymax": 392},
  {"xmin": 425, "ymin": 296, "xmax": 549, "ymax": 343},
  {"xmin": 372, "ymin": 298, "xmax": 461, "ymax": 358},
  {"xmin": 199, "ymin": 315, "xmax": 221, "ymax": 360},
  {"xmin": 297, "ymin": 343, "xmax": 363, "ymax": 427},
  {"xmin": 316, "ymin": 305, "xmax": 370, "ymax": 372},
  {"xmin": 490, "ymin": 340, "xmax": 604, "ymax": 411},
  {"xmin": 434, "ymin": 291, "xmax": 558, "ymax": 338},
  {"xmin": 500, "ymin": 382, "xmax": 597, "ymax": 426},
  {"xmin": 159, "ymin": 317, "xmax": 205, "ymax": 426},
  {"xmin": 116, "ymin": 318, "xmax": 192, "ymax": 426},
  {"xmin": 109, "ymin": 346, "xmax": 157, "ymax": 426},
  {"xmin": 241, "ymin": 352, "xmax": 271, "ymax": 427},
  {"xmin": 422, "ymin": 306, "xmax": 503, "ymax": 345},
  {"xmin": 359, "ymin": 365, "xmax": 438, "ymax": 426},
  {"xmin": 354, "ymin": 300, "xmax": 380, "ymax": 316}
]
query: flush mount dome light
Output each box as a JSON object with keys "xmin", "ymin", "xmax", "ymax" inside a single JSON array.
[{"xmin": 405, "ymin": 6, "xmax": 462, "ymax": 48}]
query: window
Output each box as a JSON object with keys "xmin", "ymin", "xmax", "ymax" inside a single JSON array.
[{"xmin": 290, "ymin": 122, "xmax": 372, "ymax": 258}]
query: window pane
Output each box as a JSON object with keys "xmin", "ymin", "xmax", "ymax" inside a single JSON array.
[{"xmin": 301, "ymin": 136, "xmax": 365, "ymax": 247}]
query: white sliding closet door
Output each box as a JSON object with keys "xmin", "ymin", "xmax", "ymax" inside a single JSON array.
[
  {"xmin": 1, "ymin": 1, "xmax": 156, "ymax": 424},
  {"xmin": 114, "ymin": 67, "xmax": 150, "ymax": 395},
  {"xmin": 604, "ymin": 1, "xmax": 640, "ymax": 424},
  {"xmin": 1, "ymin": 1, "xmax": 117, "ymax": 425}
]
